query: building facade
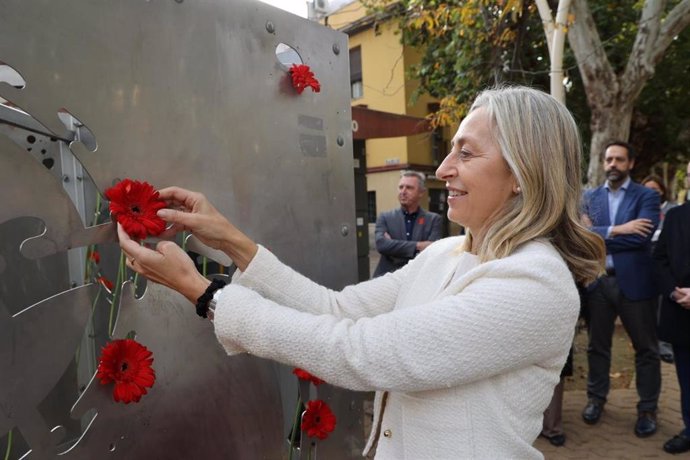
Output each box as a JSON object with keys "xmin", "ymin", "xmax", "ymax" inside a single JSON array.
[{"xmin": 323, "ymin": 0, "xmax": 459, "ymax": 237}]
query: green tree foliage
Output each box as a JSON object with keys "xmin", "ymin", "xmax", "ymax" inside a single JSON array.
[{"xmin": 367, "ymin": 0, "xmax": 690, "ymax": 178}]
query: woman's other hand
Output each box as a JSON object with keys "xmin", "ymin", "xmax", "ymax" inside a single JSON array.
[
  {"xmin": 155, "ymin": 186, "xmax": 258, "ymax": 271},
  {"xmin": 118, "ymin": 223, "xmax": 210, "ymax": 304}
]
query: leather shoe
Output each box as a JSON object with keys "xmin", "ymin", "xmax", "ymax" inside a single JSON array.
[
  {"xmin": 543, "ymin": 433, "xmax": 566, "ymax": 447},
  {"xmin": 634, "ymin": 411, "xmax": 657, "ymax": 438},
  {"xmin": 663, "ymin": 433, "xmax": 690, "ymax": 454},
  {"xmin": 582, "ymin": 399, "xmax": 604, "ymax": 425}
]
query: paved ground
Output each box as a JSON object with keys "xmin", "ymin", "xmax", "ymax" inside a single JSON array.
[
  {"xmin": 534, "ymin": 361, "xmax": 684, "ymax": 459},
  {"xmin": 368, "ymin": 245, "xmax": 686, "ymax": 458}
]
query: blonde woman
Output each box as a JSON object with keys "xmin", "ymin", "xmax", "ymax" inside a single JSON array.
[{"xmin": 119, "ymin": 86, "xmax": 605, "ymax": 459}]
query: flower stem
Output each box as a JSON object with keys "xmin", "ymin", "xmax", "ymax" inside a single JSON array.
[
  {"xmin": 202, "ymin": 256, "xmax": 208, "ymax": 277},
  {"xmin": 288, "ymin": 394, "xmax": 302, "ymax": 460},
  {"xmin": 3, "ymin": 429, "xmax": 12, "ymax": 460},
  {"xmin": 108, "ymin": 252, "xmax": 126, "ymax": 336},
  {"xmin": 181, "ymin": 231, "xmax": 188, "ymax": 251}
]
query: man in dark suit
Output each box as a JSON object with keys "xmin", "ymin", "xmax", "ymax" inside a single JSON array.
[
  {"xmin": 373, "ymin": 171, "xmax": 442, "ymax": 277},
  {"xmin": 581, "ymin": 141, "xmax": 661, "ymax": 437},
  {"xmin": 653, "ymin": 162, "xmax": 690, "ymax": 454}
]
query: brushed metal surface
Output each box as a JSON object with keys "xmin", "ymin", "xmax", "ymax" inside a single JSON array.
[
  {"xmin": 0, "ymin": 285, "xmax": 97, "ymax": 458},
  {"xmin": 0, "ymin": 0, "xmax": 363, "ymax": 458},
  {"xmin": 64, "ymin": 281, "xmax": 284, "ymax": 459}
]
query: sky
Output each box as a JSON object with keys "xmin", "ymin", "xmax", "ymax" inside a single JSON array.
[
  {"xmin": 257, "ymin": 0, "xmax": 352, "ymax": 18},
  {"xmin": 257, "ymin": 0, "xmax": 308, "ymax": 18}
]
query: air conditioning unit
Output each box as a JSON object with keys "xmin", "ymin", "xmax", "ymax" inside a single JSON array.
[{"xmin": 313, "ymin": 0, "xmax": 329, "ymax": 14}]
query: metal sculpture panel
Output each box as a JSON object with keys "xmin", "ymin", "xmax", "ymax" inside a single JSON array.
[{"xmin": 0, "ymin": 0, "xmax": 363, "ymax": 458}]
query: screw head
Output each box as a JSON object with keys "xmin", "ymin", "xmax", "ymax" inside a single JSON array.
[
  {"xmin": 266, "ymin": 21, "xmax": 275, "ymax": 34},
  {"xmin": 332, "ymin": 43, "xmax": 340, "ymax": 55},
  {"xmin": 340, "ymin": 225, "xmax": 349, "ymax": 236},
  {"xmin": 336, "ymin": 135, "xmax": 344, "ymax": 146}
]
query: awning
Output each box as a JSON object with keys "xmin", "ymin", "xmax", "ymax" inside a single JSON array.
[{"xmin": 351, "ymin": 106, "xmax": 431, "ymax": 140}]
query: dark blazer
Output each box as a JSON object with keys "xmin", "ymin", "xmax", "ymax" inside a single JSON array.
[
  {"xmin": 653, "ymin": 202, "xmax": 690, "ymax": 346},
  {"xmin": 583, "ymin": 181, "xmax": 660, "ymax": 301},
  {"xmin": 373, "ymin": 207, "xmax": 442, "ymax": 277}
]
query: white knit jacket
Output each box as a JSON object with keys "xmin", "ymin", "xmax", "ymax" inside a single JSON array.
[{"xmin": 213, "ymin": 236, "xmax": 579, "ymax": 459}]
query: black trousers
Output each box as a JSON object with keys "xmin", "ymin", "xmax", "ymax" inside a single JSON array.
[
  {"xmin": 673, "ymin": 345, "xmax": 690, "ymax": 436},
  {"xmin": 586, "ymin": 276, "xmax": 661, "ymax": 412}
]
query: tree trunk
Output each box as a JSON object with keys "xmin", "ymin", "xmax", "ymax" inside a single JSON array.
[
  {"xmin": 586, "ymin": 102, "xmax": 633, "ymax": 186},
  {"xmin": 567, "ymin": 0, "xmax": 690, "ymax": 186}
]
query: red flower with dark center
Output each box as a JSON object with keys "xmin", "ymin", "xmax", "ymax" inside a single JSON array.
[
  {"xmin": 97, "ymin": 276, "xmax": 114, "ymax": 291},
  {"xmin": 289, "ymin": 64, "xmax": 321, "ymax": 94},
  {"xmin": 301, "ymin": 399, "xmax": 336, "ymax": 440},
  {"xmin": 96, "ymin": 339, "xmax": 156, "ymax": 404},
  {"xmin": 293, "ymin": 367, "xmax": 325, "ymax": 386},
  {"xmin": 105, "ymin": 179, "xmax": 167, "ymax": 240}
]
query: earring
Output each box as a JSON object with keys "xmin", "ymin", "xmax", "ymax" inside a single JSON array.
[{"xmin": 515, "ymin": 186, "xmax": 522, "ymax": 194}]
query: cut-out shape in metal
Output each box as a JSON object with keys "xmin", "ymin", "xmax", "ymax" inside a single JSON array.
[
  {"xmin": 0, "ymin": 135, "xmax": 115, "ymax": 260},
  {"xmin": 276, "ymin": 42, "xmax": 303, "ymax": 69},
  {"xmin": 0, "ymin": 284, "xmax": 97, "ymax": 458},
  {"xmin": 65, "ymin": 281, "xmax": 284, "ymax": 459}
]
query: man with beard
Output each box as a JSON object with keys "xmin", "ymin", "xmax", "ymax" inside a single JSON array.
[
  {"xmin": 581, "ymin": 141, "xmax": 661, "ymax": 437},
  {"xmin": 373, "ymin": 171, "xmax": 442, "ymax": 277}
]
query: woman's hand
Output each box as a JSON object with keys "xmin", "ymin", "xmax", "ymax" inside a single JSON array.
[
  {"xmin": 155, "ymin": 186, "xmax": 258, "ymax": 271},
  {"xmin": 118, "ymin": 223, "xmax": 210, "ymax": 304}
]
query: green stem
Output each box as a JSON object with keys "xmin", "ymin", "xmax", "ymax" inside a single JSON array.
[
  {"xmin": 181, "ymin": 231, "xmax": 188, "ymax": 251},
  {"xmin": 107, "ymin": 252, "xmax": 126, "ymax": 336},
  {"xmin": 202, "ymin": 256, "xmax": 208, "ymax": 277},
  {"xmin": 3, "ymin": 429, "xmax": 12, "ymax": 460},
  {"xmin": 288, "ymin": 394, "xmax": 302, "ymax": 460}
]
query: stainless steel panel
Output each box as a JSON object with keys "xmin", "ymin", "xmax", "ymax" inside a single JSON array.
[
  {"xmin": 0, "ymin": 0, "xmax": 356, "ymax": 286},
  {"xmin": 1, "ymin": 0, "xmax": 363, "ymax": 458},
  {"xmin": 65, "ymin": 281, "xmax": 284, "ymax": 460},
  {"xmin": 0, "ymin": 284, "xmax": 97, "ymax": 458}
]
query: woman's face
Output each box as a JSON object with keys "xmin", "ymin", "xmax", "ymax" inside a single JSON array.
[
  {"xmin": 435, "ymin": 107, "xmax": 517, "ymax": 237},
  {"xmin": 643, "ymin": 180, "xmax": 663, "ymax": 197}
]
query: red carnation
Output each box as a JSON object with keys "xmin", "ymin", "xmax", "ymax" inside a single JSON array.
[
  {"xmin": 293, "ymin": 367, "xmax": 325, "ymax": 386},
  {"xmin": 105, "ymin": 179, "xmax": 167, "ymax": 240},
  {"xmin": 301, "ymin": 399, "xmax": 336, "ymax": 440},
  {"xmin": 289, "ymin": 64, "xmax": 321, "ymax": 94},
  {"xmin": 96, "ymin": 339, "xmax": 156, "ymax": 404}
]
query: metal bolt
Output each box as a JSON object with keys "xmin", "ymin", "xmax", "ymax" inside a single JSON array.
[
  {"xmin": 340, "ymin": 224, "xmax": 349, "ymax": 236},
  {"xmin": 62, "ymin": 174, "xmax": 70, "ymax": 182},
  {"xmin": 332, "ymin": 43, "xmax": 340, "ymax": 55},
  {"xmin": 266, "ymin": 21, "xmax": 275, "ymax": 34},
  {"xmin": 336, "ymin": 135, "xmax": 344, "ymax": 146}
]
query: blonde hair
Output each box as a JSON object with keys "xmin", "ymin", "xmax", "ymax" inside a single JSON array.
[{"xmin": 464, "ymin": 86, "xmax": 605, "ymax": 285}]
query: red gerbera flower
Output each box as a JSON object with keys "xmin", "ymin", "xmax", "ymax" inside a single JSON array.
[
  {"xmin": 293, "ymin": 367, "xmax": 325, "ymax": 386},
  {"xmin": 96, "ymin": 339, "xmax": 156, "ymax": 404},
  {"xmin": 97, "ymin": 276, "xmax": 114, "ymax": 291},
  {"xmin": 89, "ymin": 250, "xmax": 101, "ymax": 264},
  {"xmin": 301, "ymin": 399, "xmax": 336, "ymax": 440},
  {"xmin": 105, "ymin": 179, "xmax": 167, "ymax": 240},
  {"xmin": 289, "ymin": 64, "xmax": 321, "ymax": 94}
]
